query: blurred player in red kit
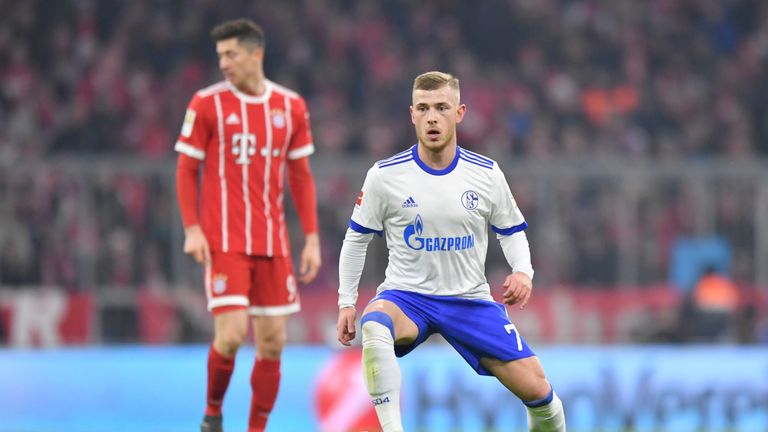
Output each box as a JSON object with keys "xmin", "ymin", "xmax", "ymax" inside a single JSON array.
[{"xmin": 174, "ymin": 18, "xmax": 321, "ymax": 432}]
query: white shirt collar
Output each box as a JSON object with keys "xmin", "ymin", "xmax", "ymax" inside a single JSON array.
[{"xmin": 227, "ymin": 80, "xmax": 272, "ymax": 104}]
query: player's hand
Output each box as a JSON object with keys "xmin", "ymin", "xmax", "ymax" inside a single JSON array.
[
  {"xmin": 298, "ymin": 232, "xmax": 321, "ymax": 284},
  {"xmin": 183, "ymin": 225, "xmax": 211, "ymax": 264},
  {"xmin": 502, "ymin": 272, "xmax": 533, "ymax": 309},
  {"xmin": 337, "ymin": 306, "xmax": 357, "ymax": 346}
]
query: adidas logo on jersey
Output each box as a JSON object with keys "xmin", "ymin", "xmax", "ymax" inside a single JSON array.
[
  {"xmin": 402, "ymin": 196, "xmax": 418, "ymax": 208},
  {"xmin": 225, "ymin": 113, "xmax": 241, "ymax": 125}
]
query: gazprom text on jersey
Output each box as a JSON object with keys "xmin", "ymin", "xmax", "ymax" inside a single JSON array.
[
  {"xmin": 406, "ymin": 233, "xmax": 475, "ymax": 252},
  {"xmin": 427, "ymin": 235, "xmax": 474, "ymax": 251}
]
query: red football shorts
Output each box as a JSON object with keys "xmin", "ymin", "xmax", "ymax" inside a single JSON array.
[{"xmin": 205, "ymin": 252, "xmax": 300, "ymax": 316}]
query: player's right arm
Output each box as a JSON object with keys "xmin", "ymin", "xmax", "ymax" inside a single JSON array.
[
  {"xmin": 337, "ymin": 305, "xmax": 357, "ymax": 346},
  {"xmin": 182, "ymin": 222, "xmax": 211, "ymax": 264},
  {"xmin": 337, "ymin": 166, "xmax": 384, "ymax": 346},
  {"xmin": 174, "ymin": 93, "xmax": 213, "ymax": 264},
  {"xmin": 337, "ymin": 229, "xmax": 374, "ymax": 345}
]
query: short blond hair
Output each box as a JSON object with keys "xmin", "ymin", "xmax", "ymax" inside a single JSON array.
[{"xmin": 413, "ymin": 71, "xmax": 460, "ymax": 102}]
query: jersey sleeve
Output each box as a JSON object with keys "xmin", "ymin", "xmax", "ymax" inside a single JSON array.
[
  {"xmin": 286, "ymin": 96, "xmax": 315, "ymax": 160},
  {"xmin": 174, "ymin": 93, "xmax": 211, "ymax": 160},
  {"xmin": 489, "ymin": 164, "xmax": 528, "ymax": 236},
  {"xmin": 286, "ymin": 156, "xmax": 319, "ymax": 235},
  {"xmin": 348, "ymin": 165, "xmax": 385, "ymax": 236},
  {"xmin": 176, "ymin": 153, "xmax": 201, "ymax": 228}
]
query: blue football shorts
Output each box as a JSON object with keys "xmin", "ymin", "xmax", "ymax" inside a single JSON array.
[{"xmin": 369, "ymin": 289, "xmax": 536, "ymax": 376}]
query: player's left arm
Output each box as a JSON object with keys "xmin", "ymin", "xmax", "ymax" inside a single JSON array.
[
  {"xmin": 286, "ymin": 156, "xmax": 320, "ymax": 283},
  {"xmin": 499, "ymin": 232, "xmax": 534, "ymax": 308},
  {"xmin": 286, "ymin": 96, "xmax": 321, "ymax": 284},
  {"xmin": 489, "ymin": 164, "xmax": 534, "ymax": 308}
]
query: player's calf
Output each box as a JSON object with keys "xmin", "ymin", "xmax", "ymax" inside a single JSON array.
[
  {"xmin": 248, "ymin": 358, "xmax": 281, "ymax": 431},
  {"xmin": 361, "ymin": 312, "xmax": 404, "ymax": 432}
]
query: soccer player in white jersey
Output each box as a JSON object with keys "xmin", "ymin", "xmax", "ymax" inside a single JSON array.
[{"xmin": 336, "ymin": 71, "xmax": 566, "ymax": 431}]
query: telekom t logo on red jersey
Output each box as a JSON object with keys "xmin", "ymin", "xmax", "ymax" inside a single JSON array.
[{"xmin": 232, "ymin": 133, "xmax": 257, "ymax": 164}]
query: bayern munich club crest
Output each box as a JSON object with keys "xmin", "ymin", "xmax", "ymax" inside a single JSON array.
[
  {"xmin": 271, "ymin": 109, "xmax": 286, "ymax": 129},
  {"xmin": 461, "ymin": 190, "xmax": 480, "ymax": 210},
  {"xmin": 212, "ymin": 273, "xmax": 228, "ymax": 294}
]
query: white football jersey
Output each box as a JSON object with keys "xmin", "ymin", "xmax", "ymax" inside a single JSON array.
[{"xmin": 349, "ymin": 144, "xmax": 527, "ymax": 300}]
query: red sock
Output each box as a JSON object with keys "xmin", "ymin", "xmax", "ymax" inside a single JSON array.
[
  {"xmin": 248, "ymin": 358, "xmax": 281, "ymax": 431},
  {"xmin": 205, "ymin": 345, "xmax": 235, "ymax": 417}
]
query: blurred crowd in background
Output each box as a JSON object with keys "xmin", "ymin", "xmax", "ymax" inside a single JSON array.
[
  {"xmin": 1, "ymin": 0, "xmax": 767, "ymax": 344},
  {"xmin": 3, "ymin": 0, "xmax": 767, "ymax": 159}
]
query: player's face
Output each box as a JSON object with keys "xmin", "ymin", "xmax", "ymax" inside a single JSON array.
[
  {"xmin": 410, "ymin": 86, "xmax": 466, "ymax": 153},
  {"xmin": 216, "ymin": 38, "xmax": 262, "ymax": 88}
]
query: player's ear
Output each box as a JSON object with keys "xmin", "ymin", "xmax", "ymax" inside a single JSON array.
[
  {"xmin": 455, "ymin": 104, "xmax": 467, "ymax": 124},
  {"xmin": 409, "ymin": 106, "xmax": 416, "ymax": 125},
  {"xmin": 251, "ymin": 46, "xmax": 264, "ymax": 61},
  {"xmin": 242, "ymin": 41, "xmax": 264, "ymax": 60}
]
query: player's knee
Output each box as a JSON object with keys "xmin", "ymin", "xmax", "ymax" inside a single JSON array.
[
  {"xmin": 215, "ymin": 329, "xmax": 247, "ymax": 354},
  {"xmin": 257, "ymin": 333, "xmax": 286, "ymax": 359},
  {"xmin": 218, "ymin": 334, "xmax": 245, "ymax": 352},
  {"xmin": 361, "ymin": 311, "xmax": 396, "ymax": 346},
  {"xmin": 522, "ymin": 379, "xmax": 553, "ymax": 404}
]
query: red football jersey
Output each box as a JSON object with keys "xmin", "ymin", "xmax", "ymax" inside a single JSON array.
[{"xmin": 175, "ymin": 80, "xmax": 315, "ymax": 257}]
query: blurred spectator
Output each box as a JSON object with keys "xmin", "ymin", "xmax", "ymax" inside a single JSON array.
[
  {"xmin": 694, "ymin": 266, "xmax": 740, "ymax": 313},
  {"xmin": 688, "ymin": 266, "xmax": 741, "ymax": 342}
]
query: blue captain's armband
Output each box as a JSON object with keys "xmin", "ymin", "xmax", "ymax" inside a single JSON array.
[
  {"xmin": 491, "ymin": 221, "xmax": 528, "ymax": 236},
  {"xmin": 349, "ymin": 219, "xmax": 383, "ymax": 237}
]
